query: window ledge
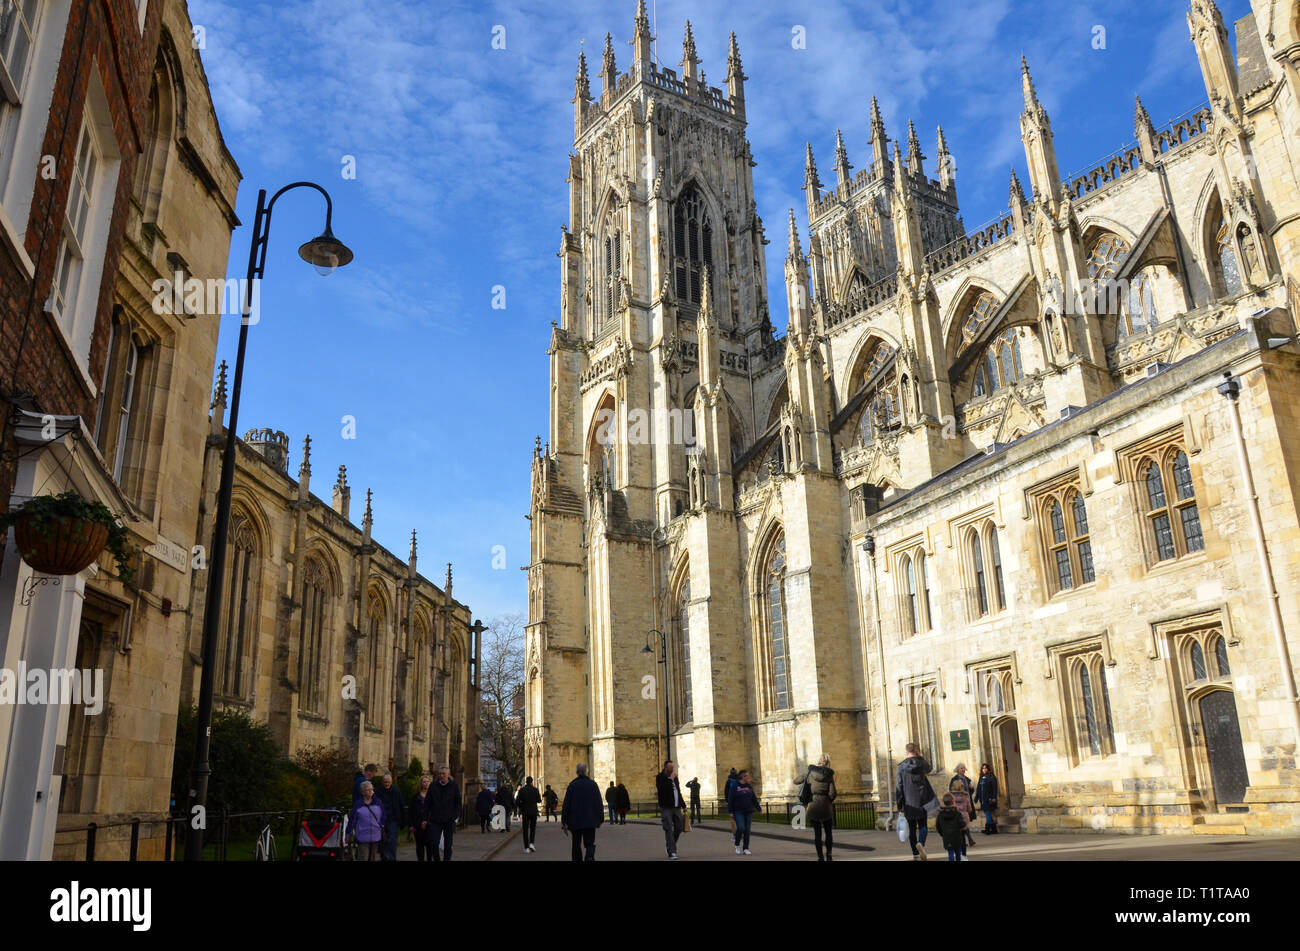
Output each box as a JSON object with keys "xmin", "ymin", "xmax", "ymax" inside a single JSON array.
[
  {"xmin": 0, "ymin": 202, "xmax": 35, "ymax": 278},
  {"xmin": 1143, "ymin": 551, "xmax": 1207, "ymax": 579},
  {"xmin": 297, "ymin": 710, "xmax": 328, "ymax": 724},
  {"xmin": 1047, "ymin": 580, "xmax": 1098, "ymax": 602}
]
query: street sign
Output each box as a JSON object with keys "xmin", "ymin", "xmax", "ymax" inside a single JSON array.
[{"xmin": 950, "ymin": 728, "xmax": 971, "ymax": 751}]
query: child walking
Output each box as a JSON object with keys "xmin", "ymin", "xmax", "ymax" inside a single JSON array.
[{"xmin": 935, "ymin": 793, "xmax": 968, "ymax": 863}]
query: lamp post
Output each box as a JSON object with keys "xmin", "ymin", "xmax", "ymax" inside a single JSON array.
[
  {"xmin": 186, "ymin": 183, "xmax": 352, "ymax": 861},
  {"xmin": 643, "ymin": 629, "xmax": 671, "ymax": 764}
]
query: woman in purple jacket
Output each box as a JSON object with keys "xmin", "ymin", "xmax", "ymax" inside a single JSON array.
[{"xmin": 350, "ymin": 781, "xmax": 386, "ymax": 861}]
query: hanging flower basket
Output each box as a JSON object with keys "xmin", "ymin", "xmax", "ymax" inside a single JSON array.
[{"xmin": 1, "ymin": 493, "xmax": 135, "ymax": 583}]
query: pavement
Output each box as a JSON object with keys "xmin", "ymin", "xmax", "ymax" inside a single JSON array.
[
  {"xmin": 393, "ymin": 820, "xmax": 520, "ymax": 861},
  {"xmin": 484, "ymin": 814, "xmax": 1300, "ymax": 861}
]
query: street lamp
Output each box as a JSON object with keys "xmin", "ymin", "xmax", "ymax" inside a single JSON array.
[
  {"xmin": 186, "ymin": 182, "xmax": 352, "ymax": 861},
  {"xmin": 643, "ymin": 629, "xmax": 671, "ymax": 764}
]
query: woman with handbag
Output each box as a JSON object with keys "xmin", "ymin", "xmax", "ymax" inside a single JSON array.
[
  {"xmin": 794, "ymin": 754, "xmax": 838, "ymax": 861},
  {"xmin": 349, "ymin": 781, "xmax": 386, "ymax": 862}
]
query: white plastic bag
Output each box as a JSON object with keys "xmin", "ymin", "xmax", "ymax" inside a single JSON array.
[{"xmin": 896, "ymin": 813, "xmax": 908, "ymax": 843}]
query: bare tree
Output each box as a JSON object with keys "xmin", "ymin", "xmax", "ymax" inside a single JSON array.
[{"xmin": 479, "ymin": 612, "xmax": 526, "ymax": 787}]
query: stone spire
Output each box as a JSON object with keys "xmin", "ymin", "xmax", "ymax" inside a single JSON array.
[
  {"xmin": 785, "ymin": 210, "xmax": 812, "ymax": 339},
  {"xmin": 834, "ymin": 128, "xmax": 853, "ymax": 188},
  {"xmin": 1187, "ymin": 0, "xmax": 1239, "ymax": 117},
  {"xmin": 1135, "ymin": 95, "xmax": 1158, "ymax": 164},
  {"xmin": 408, "ymin": 529, "xmax": 418, "ymax": 578},
  {"xmin": 869, "ymin": 95, "xmax": 888, "ymax": 170},
  {"xmin": 726, "ymin": 30, "xmax": 746, "ymax": 109},
  {"xmin": 803, "ymin": 142, "xmax": 822, "ymax": 220},
  {"xmin": 936, "ymin": 125, "xmax": 954, "ymax": 190},
  {"xmin": 445, "ymin": 562, "xmax": 453, "ymax": 603},
  {"xmin": 633, "ymin": 0, "xmax": 653, "ymax": 65},
  {"xmin": 332, "ymin": 464, "xmax": 350, "ymax": 519},
  {"xmin": 892, "ymin": 140, "xmax": 925, "ymax": 278},
  {"xmin": 697, "ymin": 266, "xmax": 720, "ymax": 389},
  {"xmin": 1009, "ymin": 167, "xmax": 1030, "ymax": 232},
  {"xmin": 1021, "ymin": 55, "xmax": 1042, "ymax": 113},
  {"xmin": 1019, "ymin": 57, "xmax": 1061, "ymax": 206},
  {"xmin": 362, "ymin": 489, "xmax": 373, "ymax": 542},
  {"xmin": 786, "ymin": 208, "xmax": 803, "ymax": 263},
  {"xmin": 209, "ymin": 360, "xmax": 227, "ymax": 436},
  {"xmin": 573, "ymin": 48, "xmax": 590, "ymax": 135},
  {"xmin": 298, "ymin": 434, "xmax": 312, "ymax": 478},
  {"xmin": 680, "ymin": 20, "xmax": 699, "ymax": 83},
  {"xmin": 906, "ymin": 119, "xmax": 924, "ymax": 177},
  {"xmin": 600, "ymin": 33, "xmax": 617, "ymax": 95}
]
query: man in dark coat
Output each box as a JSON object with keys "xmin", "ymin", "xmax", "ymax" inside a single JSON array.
[
  {"xmin": 543, "ymin": 784, "xmax": 559, "ymax": 821},
  {"xmin": 605, "ymin": 781, "xmax": 618, "ymax": 824},
  {"xmin": 686, "ymin": 776, "xmax": 702, "ymax": 824},
  {"xmin": 352, "ymin": 763, "xmax": 378, "ymax": 804},
  {"xmin": 517, "ymin": 776, "xmax": 542, "ymax": 852},
  {"xmin": 895, "ymin": 743, "xmax": 936, "ymax": 860},
  {"xmin": 494, "ymin": 783, "xmax": 516, "ymax": 832},
  {"xmin": 475, "ymin": 786, "xmax": 495, "ymax": 832},
  {"xmin": 373, "ymin": 772, "xmax": 406, "ymax": 861},
  {"xmin": 561, "ymin": 763, "xmax": 603, "ymax": 861},
  {"xmin": 655, "ymin": 760, "xmax": 686, "ymax": 859},
  {"xmin": 426, "ymin": 766, "xmax": 462, "ymax": 861}
]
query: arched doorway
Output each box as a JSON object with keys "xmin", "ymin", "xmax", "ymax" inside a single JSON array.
[
  {"xmin": 1198, "ymin": 689, "xmax": 1248, "ymax": 805},
  {"xmin": 993, "ymin": 716, "xmax": 1024, "ymax": 809}
]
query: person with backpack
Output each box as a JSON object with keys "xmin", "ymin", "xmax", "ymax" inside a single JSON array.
[
  {"xmin": 895, "ymin": 742, "xmax": 936, "ymax": 860},
  {"xmin": 794, "ymin": 754, "xmax": 838, "ymax": 861},
  {"xmin": 543, "ymin": 784, "xmax": 559, "ymax": 821},
  {"xmin": 495, "ymin": 782, "xmax": 516, "ymax": 832},
  {"xmin": 615, "ymin": 782, "xmax": 630, "ymax": 824},
  {"xmin": 348, "ymin": 781, "xmax": 385, "ymax": 862},
  {"xmin": 728, "ymin": 770, "xmax": 761, "ymax": 855},
  {"xmin": 934, "ymin": 793, "xmax": 968, "ymax": 862},
  {"xmin": 517, "ymin": 776, "xmax": 542, "ymax": 853},
  {"xmin": 974, "ymin": 762, "xmax": 1000, "ymax": 834}
]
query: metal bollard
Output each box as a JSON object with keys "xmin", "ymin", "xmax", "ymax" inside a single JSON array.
[
  {"xmin": 129, "ymin": 817, "xmax": 140, "ymax": 861},
  {"xmin": 85, "ymin": 822, "xmax": 97, "ymax": 862}
]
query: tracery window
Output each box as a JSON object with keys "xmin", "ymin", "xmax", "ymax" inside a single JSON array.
[
  {"xmin": 365, "ymin": 591, "xmax": 386, "ymax": 720},
  {"xmin": 1121, "ymin": 268, "xmax": 1158, "ymax": 338},
  {"xmin": 1033, "ymin": 479, "xmax": 1095, "ymax": 596},
  {"xmin": 1217, "ymin": 220, "xmax": 1242, "ymax": 297},
  {"xmin": 898, "ymin": 548, "xmax": 934, "ymax": 635},
  {"xmin": 673, "ymin": 576, "xmax": 693, "ymax": 726},
  {"xmin": 960, "ymin": 292, "xmax": 999, "ymax": 347},
  {"xmin": 761, "ymin": 533, "xmax": 793, "ymax": 712},
  {"xmin": 855, "ymin": 341, "xmax": 900, "ymax": 442},
  {"xmin": 1139, "ymin": 448, "xmax": 1204, "ymax": 563},
  {"xmin": 1087, "ymin": 233, "xmax": 1130, "ymax": 282},
  {"xmin": 673, "ymin": 183, "xmax": 713, "ymax": 307},
  {"xmin": 602, "ymin": 206, "xmax": 622, "ymax": 327},
  {"xmin": 966, "ymin": 521, "xmax": 1007, "ymax": 619},
  {"xmin": 219, "ymin": 516, "xmax": 258, "ymax": 699},
  {"xmin": 972, "ymin": 328, "xmax": 1023, "ymax": 398},
  {"xmin": 1068, "ymin": 653, "xmax": 1115, "ymax": 759},
  {"xmin": 297, "ymin": 558, "xmax": 329, "ymax": 715}
]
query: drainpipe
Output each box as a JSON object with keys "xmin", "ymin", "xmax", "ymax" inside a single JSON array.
[
  {"xmin": 862, "ymin": 535, "xmax": 895, "ymax": 822},
  {"xmin": 1217, "ymin": 369, "xmax": 1300, "ymax": 750}
]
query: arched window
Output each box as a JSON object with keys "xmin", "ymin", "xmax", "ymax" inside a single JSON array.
[
  {"xmin": 602, "ymin": 206, "xmax": 623, "ymax": 327},
  {"xmin": 673, "ymin": 184, "xmax": 713, "ymax": 307},
  {"xmin": 853, "ymin": 341, "xmax": 900, "ymax": 442},
  {"xmin": 763, "ymin": 534, "xmax": 792, "ymax": 711},
  {"xmin": 365, "ymin": 591, "xmax": 386, "ymax": 719},
  {"xmin": 219, "ymin": 515, "xmax": 258, "ymax": 699},
  {"xmin": 449, "ymin": 639, "xmax": 465, "ymax": 745},
  {"xmin": 1212, "ymin": 635, "xmax": 1231, "ymax": 678},
  {"xmin": 901, "ymin": 554, "xmax": 918, "ymax": 635},
  {"xmin": 674, "ymin": 576, "xmax": 693, "ymax": 726},
  {"xmin": 133, "ymin": 49, "xmax": 179, "ymax": 222},
  {"xmin": 1071, "ymin": 656, "xmax": 1115, "ymax": 758},
  {"xmin": 970, "ymin": 530, "xmax": 987, "ymax": 616},
  {"xmin": 918, "ymin": 553, "xmax": 933, "ymax": 631},
  {"xmin": 960, "ymin": 292, "xmax": 999, "ymax": 348},
  {"xmin": 1190, "ymin": 641, "xmax": 1208, "ymax": 682},
  {"xmin": 899, "ymin": 547, "xmax": 933, "ymax": 633},
  {"xmin": 1142, "ymin": 449, "xmax": 1203, "ymax": 562},
  {"xmin": 1122, "ymin": 269, "xmax": 1158, "ymax": 337},
  {"xmin": 973, "ymin": 328, "xmax": 1023, "ymax": 397},
  {"xmin": 1042, "ymin": 487, "xmax": 1094, "ymax": 594},
  {"xmin": 1217, "ymin": 220, "xmax": 1242, "ymax": 297},
  {"xmin": 297, "ymin": 558, "xmax": 329, "ymax": 714},
  {"xmin": 988, "ymin": 526, "xmax": 1006, "ymax": 611},
  {"xmin": 1070, "ymin": 491, "xmax": 1095, "ymax": 585},
  {"xmin": 1087, "ymin": 233, "xmax": 1130, "ymax": 282}
]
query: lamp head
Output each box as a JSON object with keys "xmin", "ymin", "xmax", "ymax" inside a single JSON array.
[{"xmin": 298, "ymin": 226, "xmax": 354, "ymax": 275}]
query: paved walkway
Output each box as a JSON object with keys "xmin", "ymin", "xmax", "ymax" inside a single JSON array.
[
  {"xmin": 487, "ymin": 815, "xmax": 1299, "ymax": 861},
  {"xmin": 392, "ymin": 821, "xmax": 519, "ymax": 861}
]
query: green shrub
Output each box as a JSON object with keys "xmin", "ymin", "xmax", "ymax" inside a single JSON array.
[
  {"xmin": 171, "ymin": 705, "xmax": 282, "ymax": 815},
  {"xmin": 293, "ymin": 744, "xmax": 356, "ymax": 804}
]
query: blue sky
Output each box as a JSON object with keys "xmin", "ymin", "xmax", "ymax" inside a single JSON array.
[{"xmin": 188, "ymin": 0, "xmax": 1251, "ymax": 621}]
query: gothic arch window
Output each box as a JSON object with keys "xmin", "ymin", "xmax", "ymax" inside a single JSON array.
[
  {"xmin": 1087, "ymin": 233, "xmax": 1131, "ymax": 283},
  {"xmin": 1139, "ymin": 448, "xmax": 1204, "ymax": 563},
  {"xmin": 412, "ymin": 617, "xmax": 430, "ymax": 736},
  {"xmin": 906, "ymin": 681, "xmax": 942, "ymax": 769},
  {"xmin": 965, "ymin": 521, "xmax": 1007, "ymax": 619},
  {"xmin": 365, "ymin": 590, "xmax": 386, "ymax": 722},
  {"xmin": 960, "ymin": 291, "xmax": 999, "ymax": 350},
  {"xmin": 1068, "ymin": 654, "xmax": 1115, "ymax": 759},
  {"xmin": 1212, "ymin": 634, "xmax": 1231, "ymax": 678},
  {"xmin": 1210, "ymin": 195, "xmax": 1243, "ymax": 298},
  {"xmin": 586, "ymin": 393, "xmax": 618, "ymax": 491},
  {"xmin": 601, "ymin": 204, "xmax": 623, "ymax": 328},
  {"xmin": 1035, "ymin": 480, "xmax": 1094, "ymax": 596},
  {"xmin": 133, "ymin": 49, "xmax": 179, "ymax": 222},
  {"xmin": 672, "ymin": 574, "xmax": 693, "ymax": 727},
  {"xmin": 1189, "ymin": 640, "xmax": 1208, "ymax": 682},
  {"xmin": 297, "ymin": 558, "xmax": 330, "ymax": 715},
  {"xmin": 898, "ymin": 546, "xmax": 933, "ymax": 634},
  {"xmin": 987, "ymin": 524, "xmax": 1006, "ymax": 611},
  {"xmin": 673, "ymin": 183, "xmax": 713, "ymax": 308},
  {"xmin": 449, "ymin": 639, "xmax": 465, "ymax": 746},
  {"xmin": 219, "ymin": 515, "xmax": 259, "ymax": 699},
  {"xmin": 1121, "ymin": 268, "xmax": 1158, "ymax": 338},
  {"xmin": 850, "ymin": 340, "xmax": 899, "ymax": 443},
  {"xmin": 759, "ymin": 532, "xmax": 792, "ymax": 713},
  {"xmin": 970, "ymin": 530, "xmax": 987, "ymax": 616},
  {"xmin": 972, "ymin": 328, "xmax": 1023, "ymax": 398}
]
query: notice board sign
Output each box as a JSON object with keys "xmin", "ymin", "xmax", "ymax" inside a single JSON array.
[
  {"xmin": 950, "ymin": 729, "xmax": 971, "ymax": 751},
  {"xmin": 1027, "ymin": 718, "xmax": 1053, "ymax": 743}
]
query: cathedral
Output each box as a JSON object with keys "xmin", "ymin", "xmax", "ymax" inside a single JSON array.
[{"xmin": 526, "ymin": 0, "xmax": 1300, "ymax": 834}]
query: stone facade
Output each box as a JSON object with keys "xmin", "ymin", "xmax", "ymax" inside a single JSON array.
[
  {"xmin": 528, "ymin": 0, "xmax": 1300, "ymax": 834},
  {"xmin": 181, "ymin": 422, "xmax": 484, "ymax": 810}
]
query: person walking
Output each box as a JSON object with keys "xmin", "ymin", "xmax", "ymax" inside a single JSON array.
[
  {"xmin": 723, "ymin": 767, "xmax": 739, "ymax": 836},
  {"xmin": 476, "ymin": 786, "xmax": 495, "ymax": 833},
  {"xmin": 948, "ymin": 774, "xmax": 974, "ymax": 854},
  {"xmin": 605, "ymin": 781, "xmax": 618, "ymax": 825},
  {"xmin": 656, "ymin": 760, "xmax": 686, "ymax": 860},
  {"xmin": 495, "ymin": 782, "xmax": 516, "ymax": 833},
  {"xmin": 517, "ymin": 776, "xmax": 541, "ymax": 853},
  {"xmin": 953, "ymin": 763, "xmax": 977, "ymax": 849},
  {"xmin": 974, "ymin": 762, "xmax": 999, "ymax": 834},
  {"xmin": 374, "ymin": 772, "xmax": 405, "ymax": 861},
  {"xmin": 408, "ymin": 774, "xmax": 433, "ymax": 861},
  {"xmin": 426, "ymin": 765, "xmax": 461, "ymax": 861},
  {"xmin": 352, "ymin": 763, "xmax": 378, "ymax": 805},
  {"xmin": 543, "ymin": 784, "xmax": 559, "ymax": 822},
  {"xmin": 615, "ymin": 782, "xmax": 630, "ymax": 824},
  {"xmin": 686, "ymin": 777, "xmax": 702, "ymax": 824},
  {"xmin": 348, "ymin": 780, "xmax": 385, "ymax": 862},
  {"xmin": 895, "ymin": 742, "xmax": 936, "ymax": 861},
  {"xmin": 561, "ymin": 763, "xmax": 604, "ymax": 861},
  {"xmin": 794, "ymin": 754, "xmax": 838, "ymax": 861},
  {"xmin": 935, "ymin": 793, "xmax": 967, "ymax": 862},
  {"xmin": 728, "ymin": 770, "xmax": 761, "ymax": 855}
]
